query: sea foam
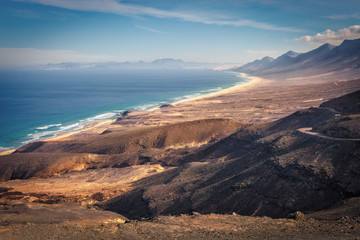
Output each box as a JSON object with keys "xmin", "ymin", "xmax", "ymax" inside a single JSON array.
[
  {"xmin": 36, "ymin": 123, "xmax": 62, "ymax": 130},
  {"xmin": 23, "ymin": 111, "xmax": 121, "ymax": 144},
  {"xmin": 0, "ymin": 146, "xmax": 12, "ymax": 152}
]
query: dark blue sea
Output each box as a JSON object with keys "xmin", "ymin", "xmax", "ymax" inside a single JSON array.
[{"xmin": 0, "ymin": 69, "xmax": 247, "ymax": 150}]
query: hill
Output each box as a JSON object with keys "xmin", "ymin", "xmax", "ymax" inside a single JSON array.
[
  {"xmin": 102, "ymin": 90, "xmax": 360, "ymax": 219},
  {"xmin": 0, "ymin": 119, "xmax": 241, "ymax": 181}
]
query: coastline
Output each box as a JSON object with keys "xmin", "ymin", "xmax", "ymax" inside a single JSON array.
[
  {"xmin": 42, "ymin": 72, "xmax": 263, "ymax": 139},
  {"xmin": 162, "ymin": 73, "xmax": 267, "ymax": 107},
  {"xmin": 2, "ymin": 73, "xmax": 360, "ymax": 157},
  {"xmin": 0, "ymin": 72, "xmax": 262, "ymax": 155},
  {"xmin": 43, "ymin": 119, "xmax": 115, "ymax": 142},
  {"xmin": 41, "ymin": 73, "xmax": 359, "ymax": 144}
]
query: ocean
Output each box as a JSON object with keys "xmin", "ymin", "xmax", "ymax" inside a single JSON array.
[{"xmin": 0, "ymin": 69, "xmax": 247, "ymax": 150}]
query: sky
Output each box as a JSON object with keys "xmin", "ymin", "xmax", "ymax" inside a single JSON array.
[{"xmin": 1, "ymin": 0, "xmax": 360, "ymax": 68}]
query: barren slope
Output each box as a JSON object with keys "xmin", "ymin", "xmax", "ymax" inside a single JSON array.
[
  {"xmin": 103, "ymin": 90, "xmax": 360, "ymax": 219},
  {"xmin": 0, "ymin": 119, "xmax": 240, "ymax": 181}
]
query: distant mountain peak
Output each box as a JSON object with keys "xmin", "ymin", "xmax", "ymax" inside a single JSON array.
[
  {"xmin": 152, "ymin": 58, "xmax": 183, "ymax": 63},
  {"xmin": 338, "ymin": 38, "xmax": 360, "ymax": 49},
  {"xmin": 342, "ymin": 38, "xmax": 360, "ymax": 44},
  {"xmin": 284, "ymin": 50, "xmax": 299, "ymax": 57},
  {"xmin": 322, "ymin": 43, "xmax": 335, "ymax": 48},
  {"xmin": 22, "ymin": 58, "xmax": 212, "ymax": 70},
  {"xmin": 261, "ymin": 56, "xmax": 274, "ymax": 62},
  {"xmin": 317, "ymin": 43, "xmax": 336, "ymax": 51}
]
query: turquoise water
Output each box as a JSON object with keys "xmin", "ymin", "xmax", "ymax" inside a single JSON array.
[{"xmin": 0, "ymin": 69, "xmax": 247, "ymax": 150}]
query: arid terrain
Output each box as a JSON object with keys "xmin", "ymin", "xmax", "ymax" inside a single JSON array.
[
  {"xmin": 2, "ymin": 0, "xmax": 360, "ymax": 236},
  {"xmin": 2, "ymin": 33, "xmax": 360, "ymax": 239},
  {"xmin": 0, "ymin": 71, "xmax": 359, "ymax": 239}
]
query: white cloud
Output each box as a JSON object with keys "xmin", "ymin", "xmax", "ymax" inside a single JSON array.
[
  {"xmin": 294, "ymin": 25, "xmax": 360, "ymax": 44},
  {"xmin": 13, "ymin": 0, "xmax": 300, "ymax": 32},
  {"xmin": 324, "ymin": 14, "xmax": 360, "ymax": 20},
  {"xmin": 0, "ymin": 48, "xmax": 122, "ymax": 68}
]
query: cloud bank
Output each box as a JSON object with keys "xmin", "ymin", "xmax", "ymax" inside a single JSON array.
[
  {"xmin": 14, "ymin": 0, "xmax": 300, "ymax": 32},
  {"xmin": 295, "ymin": 25, "xmax": 360, "ymax": 44}
]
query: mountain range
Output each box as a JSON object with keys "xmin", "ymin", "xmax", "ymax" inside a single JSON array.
[
  {"xmin": 23, "ymin": 58, "xmax": 214, "ymax": 71},
  {"xmin": 234, "ymin": 38, "xmax": 360, "ymax": 81}
]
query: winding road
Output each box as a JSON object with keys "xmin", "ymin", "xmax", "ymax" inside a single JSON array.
[
  {"xmin": 297, "ymin": 106, "xmax": 360, "ymax": 141},
  {"xmin": 297, "ymin": 127, "xmax": 360, "ymax": 141}
]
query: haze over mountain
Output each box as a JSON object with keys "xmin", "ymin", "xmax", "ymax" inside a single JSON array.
[
  {"xmin": 17, "ymin": 39, "xmax": 360, "ymax": 74},
  {"xmin": 234, "ymin": 38, "xmax": 360, "ymax": 81},
  {"xmin": 24, "ymin": 58, "xmax": 214, "ymax": 71}
]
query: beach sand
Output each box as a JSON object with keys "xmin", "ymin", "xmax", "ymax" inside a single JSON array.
[{"xmin": 0, "ymin": 149, "xmax": 15, "ymax": 156}]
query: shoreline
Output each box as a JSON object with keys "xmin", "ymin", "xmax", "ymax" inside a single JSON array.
[
  {"xmin": 170, "ymin": 73, "xmax": 265, "ymax": 105},
  {"xmin": 43, "ymin": 119, "xmax": 115, "ymax": 142},
  {"xmin": 148, "ymin": 72, "xmax": 267, "ymax": 111},
  {"xmin": 41, "ymin": 72, "xmax": 264, "ymax": 139},
  {"xmin": 0, "ymin": 72, "xmax": 262, "ymax": 155}
]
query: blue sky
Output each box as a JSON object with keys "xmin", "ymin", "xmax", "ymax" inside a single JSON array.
[{"xmin": 1, "ymin": 0, "xmax": 360, "ymax": 68}]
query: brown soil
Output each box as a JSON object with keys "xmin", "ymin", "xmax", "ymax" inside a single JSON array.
[
  {"xmin": 1, "ymin": 213, "xmax": 360, "ymax": 240},
  {"xmin": 0, "ymin": 165, "xmax": 172, "ymax": 203}
]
